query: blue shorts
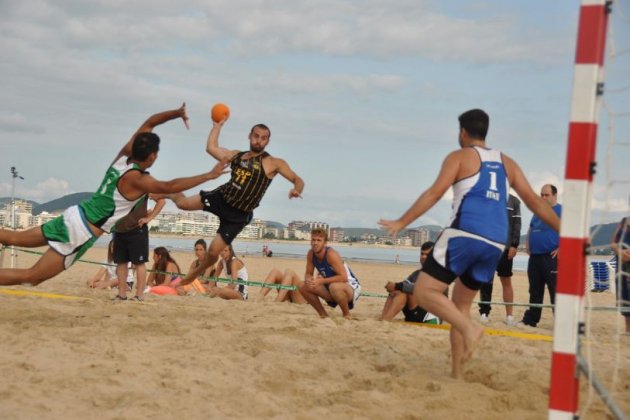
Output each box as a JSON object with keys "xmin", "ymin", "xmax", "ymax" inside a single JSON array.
[{"xmin": 423, "ymin": 228, "xmax": 504, "ymax": 290}]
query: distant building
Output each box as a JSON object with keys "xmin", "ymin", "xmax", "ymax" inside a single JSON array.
[
  {"xmin": 406, "ymin": 228, "xmax": 430, "ymax": 247},
  {"xmin": 286, "ymin": 220, "xmax": 329, "ymax": 240},
  {"xmin": 1, "ymin": 200, "xmax": 34, "ymax": 229},
  {"xmin": 329, "ymin": 227, "xmax": 344, "ymax": 242},
  {"xmin": 288, "ymin": 220, "xmax": 330, "ymax": 235},
  {"xmin": 153, "ymin": 212, "xmax": 219, "ymax": 235},
  {"xmin": 30, "ymin": 211, "xmax": 57, "ymax": 227},
  {"xmin": 238, "ymin": 218, "xmax": 266, "ymax": 239},
  {"xmin": 245, "ymin": 218, "xmax": 266, "ymax": 239},
  {"xmin": 154, "ymin": 212, "xmax": 178, "ymax": 233},
  {"xmin": 361, "ymin": 233, "xmax": 379, "ymax": 244},
  {"xmin": 395, "ymin": 236, "xmax": 413, "ymax": 247},
  {"xmin": 13, "ymin": 199, "xmax": 33, "ymax": 214},
  {"xmin": 265, "ymin": 227, "xmax": 281, "ymax": 239}
]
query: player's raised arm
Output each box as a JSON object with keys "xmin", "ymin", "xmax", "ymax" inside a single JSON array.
[
  {"xmin": 116, "ymin": 103, "xmax": 189, "ymax": 163},
  {"xmin": 206, "ymin": 117, "xmax": 238, "ymax": 162}
]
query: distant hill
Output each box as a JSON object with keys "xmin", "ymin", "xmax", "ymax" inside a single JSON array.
[
  {"xmin": 1, "ymin": 193, "xmax": 91, "ymax": 215},
  {"xmin": 590, "ymin": 222, "xmax": 618, "ymax": 247},
  {"xmin": 265, "ymin": 221, "xmax": 286, "ymax": 229},
  {"xmin": 32, "ymin": 193, "xmax": 92, "ymax": 215}
]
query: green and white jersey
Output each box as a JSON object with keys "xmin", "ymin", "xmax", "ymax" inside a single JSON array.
[{"xmin": 79, "ymin": 156, "xmax": 147, "ymax": 233}]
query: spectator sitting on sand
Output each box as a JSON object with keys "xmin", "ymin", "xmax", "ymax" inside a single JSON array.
[{"xmin": 259, "ymin": 268, "xmax": 306, "ymax": 303}]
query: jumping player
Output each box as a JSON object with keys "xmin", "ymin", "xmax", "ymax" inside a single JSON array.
[
  {"xmin": 162, "ymin": 115, "xmax": 304, "ymax": 286},
  {"xmin": 0, "ymin": 104, "xmax": 228, "ymax": 287}
]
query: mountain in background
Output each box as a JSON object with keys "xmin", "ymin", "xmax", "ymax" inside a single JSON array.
[
  {"xmin": 0, "ymin": 193, "xmax": 91, "ymax": 215},
  {"xmin": 32, "ymin": 193, "xmax": 92, "ymax": 215},
  {"xmin": 265, "ymin": 221, "xmax": 286, "ymax": 229},
  {"xmin": 590, "ymin": 223, "xmax": 618, "ymax": 246}
]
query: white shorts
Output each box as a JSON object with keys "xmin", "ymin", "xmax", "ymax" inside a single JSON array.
[
  {"xmin": 351, "ymin": 284, "xmax": 361, "ymax": 306},
  {"xmin": 324, "ymin": 282, "xmax": 361, "ymax": 310},
  {"xmin": 41, "ymin": 205, "xmax": 98, "ymax": 269}
]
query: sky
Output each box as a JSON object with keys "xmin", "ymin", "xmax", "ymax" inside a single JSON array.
[{"xmin": 1, "ymin": 0, "xmax": 629, "ymax": 229}]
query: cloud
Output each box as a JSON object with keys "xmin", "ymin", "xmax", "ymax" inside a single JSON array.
[
  {"xmin": 6, "ymin": 178, "xmax": 73, "ymax": 203},
  {"xmin": 1, "ymin": 0, "xmax": 567, "ymax": 64},
  {"xmin": 200, "ymin": 0, "xmax": 565, "ymax": 63},
  {"xmin": 0, "ymin": 113, "xmax": 45, "ymax": 133},
  {"xmin": 250, "ymin": 73, "xmax": 407, "ymax": 95},
  {"xmin": 521, "ymin": 170, "xmax": 564, "ymax": 196}
]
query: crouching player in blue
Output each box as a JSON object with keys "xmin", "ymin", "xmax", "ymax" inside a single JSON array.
[{"xmin": 299, "ymin": 228, "xmax": 361, "ymax": 319}]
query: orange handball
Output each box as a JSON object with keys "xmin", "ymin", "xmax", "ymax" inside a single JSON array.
[{"xmin": 211, "ymin": 103, "xmax": 230, "ymax": 123}]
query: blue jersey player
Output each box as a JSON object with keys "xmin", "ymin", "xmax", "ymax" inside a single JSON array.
[{"xmin": 379, "ymin": 109, "xmax": 560, "ymax": 378}]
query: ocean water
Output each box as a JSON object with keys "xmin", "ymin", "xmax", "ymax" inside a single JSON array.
[{"xmin": 96, "ymin": 236, "xmax": 533, "ymax": 271}]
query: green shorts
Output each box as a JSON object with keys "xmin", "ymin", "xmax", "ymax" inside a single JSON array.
[{"xmin": 42, "ymin": 205, "xmax": 98, "ymax": 269}]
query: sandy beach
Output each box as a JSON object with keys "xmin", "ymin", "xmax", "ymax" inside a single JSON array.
[{"xmin": 0, "ymin": 246, "xmax": 628, "ymax": 419}]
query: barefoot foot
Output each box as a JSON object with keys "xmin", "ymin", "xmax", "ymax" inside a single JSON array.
[{"xmin": 462, "ymin": 322, "xmax": 484, "ymax": 363}]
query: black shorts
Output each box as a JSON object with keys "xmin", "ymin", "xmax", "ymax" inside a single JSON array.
[
  {"xmin": 422, "ymin": 251, "xmax": 483, "ymax": 291},
  {"xmin": 326, "ymin": 299, "xmax": 355, "ymax": 310},
  {"xmin": 496, "ymin": 248, "xmax": 514, "ymax": 277},
  {"xmin": 403, "ymin": 305, "xmax": 428, "ymax": 323},
  {"xmin": 200, "ymin": 189, "xmax": 253, "ymax": 245},
  {"xmin": 113, "ymin": 225, "xmax": 149, "ymax": 265}
]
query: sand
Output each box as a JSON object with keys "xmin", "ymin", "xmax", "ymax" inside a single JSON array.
[{"xmin": 0, "ymin": 246, "xmax": 628, "ymax": 419}]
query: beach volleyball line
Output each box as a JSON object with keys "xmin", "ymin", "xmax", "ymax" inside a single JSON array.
[
  {"xmin": 401, "ymin": 321, "xmax": 553, "ymax": 342},
  {"xmin": 5, "ymin": 247, "xmax": 628, "ymax": 311},
  {"xmin": 0, "ymin": 288, "xmax": 89, "ymax": 301}
]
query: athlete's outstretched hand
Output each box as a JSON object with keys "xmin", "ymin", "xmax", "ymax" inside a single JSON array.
[
  {"xmin": 378, "ymin": 218, "xmax": 405, "ymax": 239},
  {"xmin": 178, "ymin": 102, "xmax": 190, "ymax": 130},
  {"xmin": 208, "ymin": 159, "xmax": 231, "ymax": 180}
]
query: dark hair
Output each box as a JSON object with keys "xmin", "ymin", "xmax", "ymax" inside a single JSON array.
[
  {"xmin": 458, "ymin": 109, "xmax": 489, "ymax": 140},
  {"xmin": 311, "ymin": 228, "xmax": 328, "ymax": 241},
  {"xmin": 194, "ymin": 239, "xmax": 207, "ymax": 250},
  {"xmin": 223, "ymin": 244, "xmax": 235, "ymax": 260},
  {"xmin": 421, "ymin": 241, "xmax": 435, "ymax": 251},
  {"xmin": 249, "ymin": 123, "xmax": 271, "ymax": 138},
  {"xmin": 152, "ymin": 246, "xmax": 181, "ymax": 285},
  {"xmin": 548, "ymin": 184, "xmax": 558, "ymax": 195},
  {"xmin": 132, "ymin": 132, "xmax": 160, "ymax": 161}
]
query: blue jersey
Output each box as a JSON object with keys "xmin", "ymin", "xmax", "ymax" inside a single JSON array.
[
  {"xmin": 529, "ymin": 204, "xmax": 562, "ymax": 254},
  {"xmin": 312, "ymin": 247, "xmax": 360, "ymax": 290},
  {"xmin": 449, "ymin": 146, "xmax": 509, "ymax": 245}
]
